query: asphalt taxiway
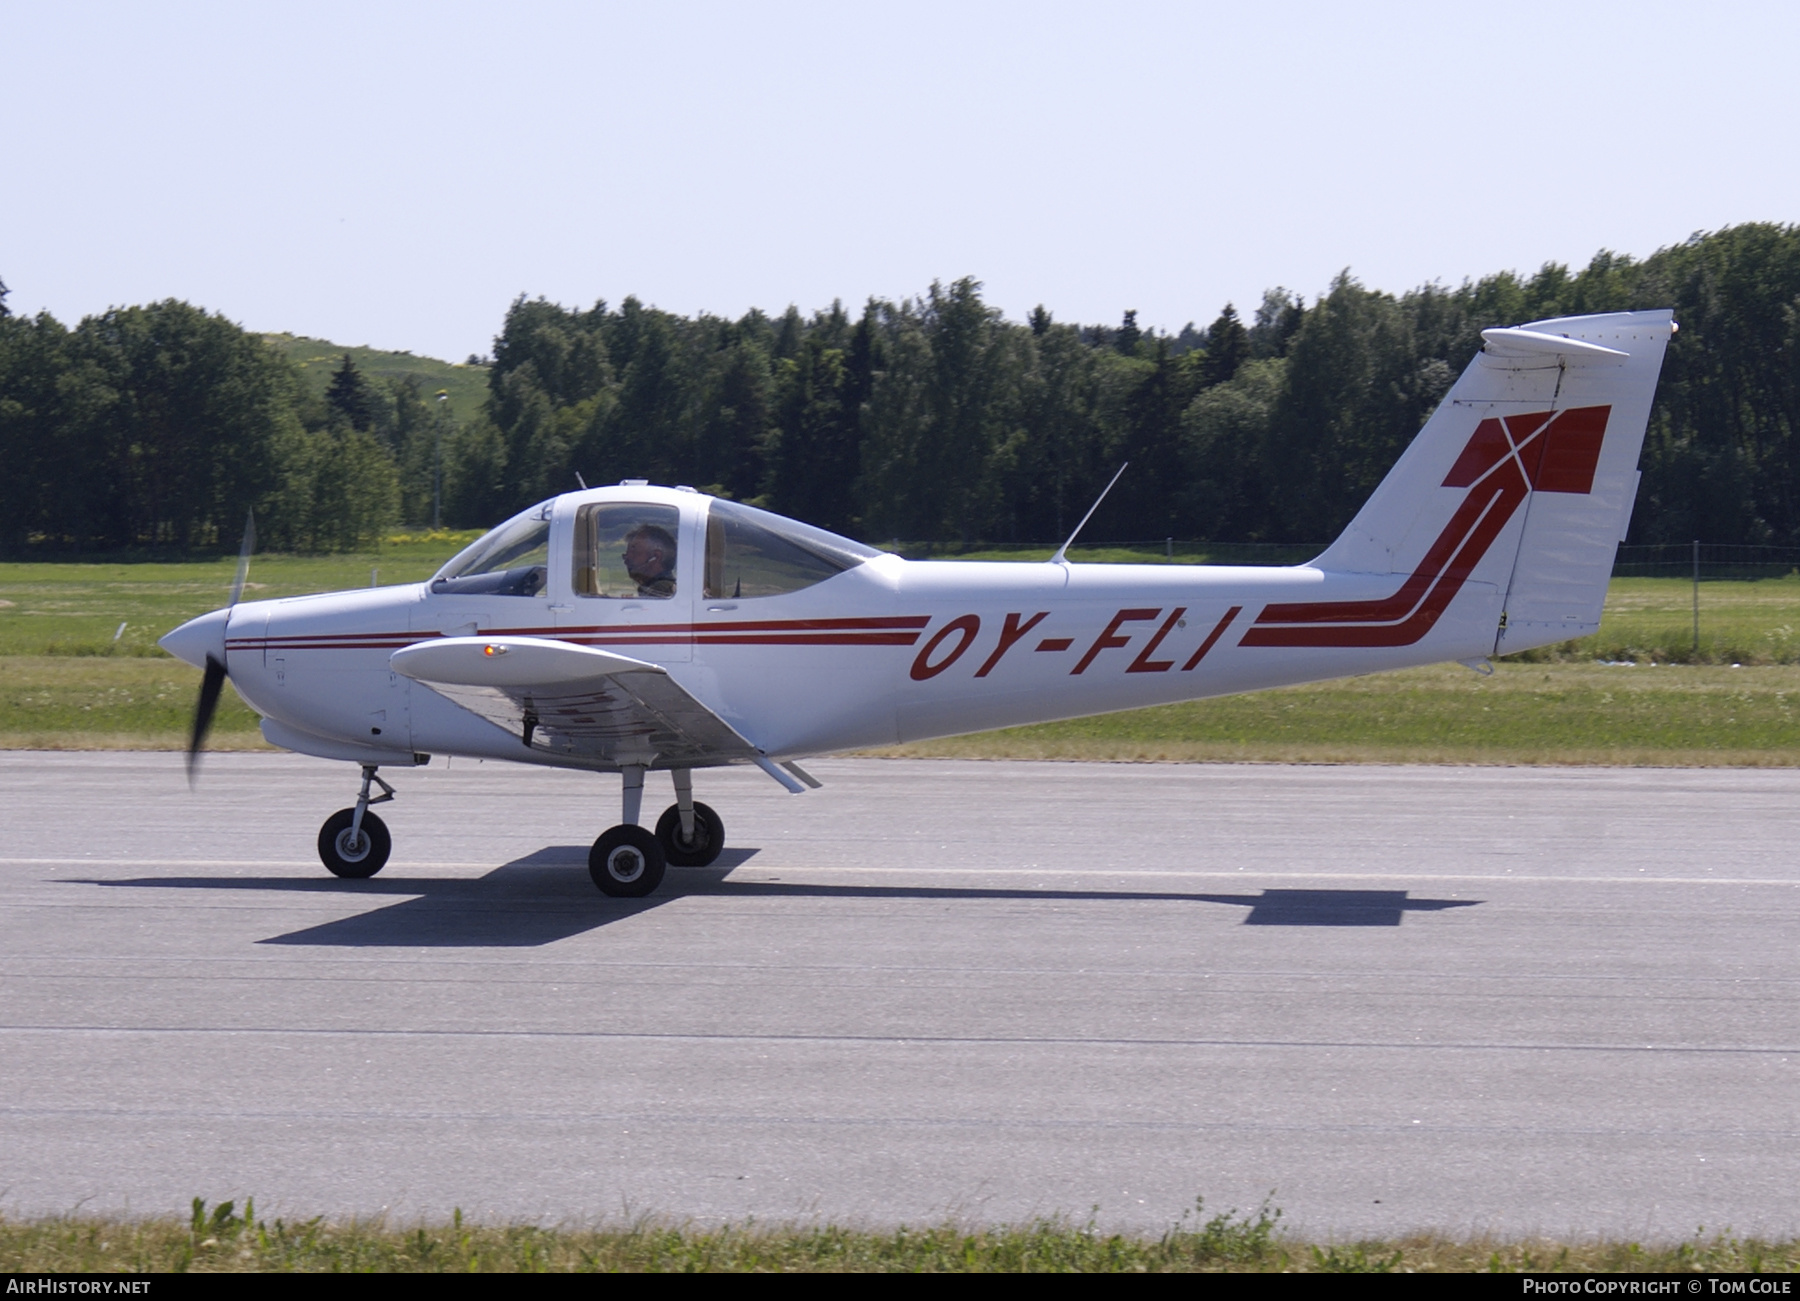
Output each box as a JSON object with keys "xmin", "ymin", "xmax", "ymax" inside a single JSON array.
[{"xmin": 2, "ymin": 751, "xmax": 1796, "ymax": 1238}]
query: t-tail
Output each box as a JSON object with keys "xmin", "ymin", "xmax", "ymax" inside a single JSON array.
[{"xmin": 1245, "ymin": 309, "xmax": 1673, "ymax": 660}]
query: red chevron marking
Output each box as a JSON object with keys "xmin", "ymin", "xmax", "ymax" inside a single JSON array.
[{"xmin": 1241, "ymin": 405, "xmax": 1611, "ymax": 649}]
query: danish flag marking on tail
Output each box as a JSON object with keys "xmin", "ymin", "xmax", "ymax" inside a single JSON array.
[{"xmin": 1240, "ymin": 405, "xmax": 1612, "ymax": 648}]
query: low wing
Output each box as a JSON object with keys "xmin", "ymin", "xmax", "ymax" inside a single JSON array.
[{"xmin": 391, "ymin": 636, "xmax": 759, "ymax": 769}]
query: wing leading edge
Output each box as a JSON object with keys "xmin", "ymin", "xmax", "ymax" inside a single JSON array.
[{"xmin": 391, "ymin": 636, "xmax": 760, "ymax": 770}]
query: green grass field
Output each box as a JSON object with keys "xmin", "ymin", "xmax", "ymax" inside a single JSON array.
[
  {"xmin": 0, "ymin": 534, "xmax": 477, "ymax": 747},
  {"xmin": 0, "ymin": 532, "xmax": 479, "ymax": 658},
  {"xmin": 3, "ymin": 547, "xmax": 1799, "ymax": 763},
  {"xmin": 880, "ymin": 660, "xmax": 1800, "ymax": 766}
]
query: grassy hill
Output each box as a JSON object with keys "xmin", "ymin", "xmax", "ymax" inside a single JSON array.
[{"xmin": 263, "ymin": 334, "xmax": 490, "ymax": 423}]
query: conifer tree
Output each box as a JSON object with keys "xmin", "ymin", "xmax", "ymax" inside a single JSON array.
[{"xmin": 325, "ymin": 354, "xmax": 375, "ymax": 431}]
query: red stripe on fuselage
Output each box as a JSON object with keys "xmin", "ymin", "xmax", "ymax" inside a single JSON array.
[
  {"xmin": 689, "ymin": 633, "xmax": 924, "ymax": 645},
  {"xmin": 227, "ymin": 614, "xmax": 932, "ymax": 655}
]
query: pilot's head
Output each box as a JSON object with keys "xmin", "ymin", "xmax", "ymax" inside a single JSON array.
[{"xmin": 623, "ymin": 523, "xmax": 676, "ymax": 584}]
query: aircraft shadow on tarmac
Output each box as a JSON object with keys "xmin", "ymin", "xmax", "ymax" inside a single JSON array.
[
  {"xmin": 1190, "ymin": 889, "xmax": 1478, "ymax": 926},
  {"xmin": 74, "ymin": 851, "xmax": 1481, "ymax": 946}
]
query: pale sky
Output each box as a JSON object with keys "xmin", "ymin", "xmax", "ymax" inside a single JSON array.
[{"xmin": 5, "ymin": 1, "xmax": 1796, "ymax": 361}]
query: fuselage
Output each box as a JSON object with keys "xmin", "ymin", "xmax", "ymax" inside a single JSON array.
[{"xmin": 194, "ymin": 485, "xmax": 1501, "ymax": 771}]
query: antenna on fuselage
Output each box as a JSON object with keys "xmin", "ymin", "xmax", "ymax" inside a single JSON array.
[
  {"xmin": 575, "ymin": 471, "xmax": 588, "ymax": 490},
  {"xmin": 1049, "ymin": 462, "xmax": 1128, "ymax": 566}
]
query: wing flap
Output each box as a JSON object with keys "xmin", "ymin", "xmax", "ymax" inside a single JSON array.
[{"xmin": 391, "ymin": 636, "xmax": 759, "ymax": 768}]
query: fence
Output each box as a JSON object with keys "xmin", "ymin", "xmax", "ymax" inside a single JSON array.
[
  {"xmin": 910, "ymin": 539, "xmax": 1800, "ymax": 581},
  {"xmin": 1612, "ymin": 543, "xmax": 1800, "ymax": 581}
]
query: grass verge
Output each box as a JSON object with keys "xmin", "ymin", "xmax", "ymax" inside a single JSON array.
[
  {"xmin": 2, "ymin": 1199, "xmax": 1792, "ymax": 1273},
  {"xmin": 6, "ymin": 559, "xmax": 1800, "ymax": 763},
  {"xmin": 876, "ymin": 660, "xmax": 1800, "ymax": 767},
  {"xmin": 0, "ymin": 656, "xmax": 268, "ymax": 747}
]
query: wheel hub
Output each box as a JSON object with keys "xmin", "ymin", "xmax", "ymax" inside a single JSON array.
[{"xmin": 607, "ymin": 847, "xmax": 645, "ymax": 882}]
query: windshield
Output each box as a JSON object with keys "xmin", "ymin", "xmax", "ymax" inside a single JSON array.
[
  {"xmin": 703, "ymin": 499, "xmax": 881, "ymax": 599},
  {"xmin": 431, "ymin": 500, "xmax": 553, "ymax": 597}
]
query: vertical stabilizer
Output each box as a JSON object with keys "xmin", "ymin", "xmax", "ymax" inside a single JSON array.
[{"xmin": 1300, "ymin": 310, "xmax": 1673, "ymax": 658}]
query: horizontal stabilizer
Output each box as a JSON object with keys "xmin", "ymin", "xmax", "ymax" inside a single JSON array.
[{"xmin": 1477, "ymin": 328, "xmax": 1628, "ymax": 364}]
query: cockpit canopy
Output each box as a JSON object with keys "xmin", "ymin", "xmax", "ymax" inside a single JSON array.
[{"xmin": 427, "ymin": 493, "xmax": 884, "ymax": 601}]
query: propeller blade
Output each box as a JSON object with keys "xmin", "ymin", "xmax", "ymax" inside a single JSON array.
[
  {"xmin": 185, "ymin": 515, "xmax": 252, "ymax": 787},
  {"xmin": 188, "ymin": 653, "xmax": 227, "ymax": 787},
  {"xmin": 228, "ymin": 510, "xmax": 255, "ymax": 608}
]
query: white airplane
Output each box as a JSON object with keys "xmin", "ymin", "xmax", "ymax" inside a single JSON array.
[{"xmin": 161, "ymin": 309, "xmax": 1673, "ymax": 896}]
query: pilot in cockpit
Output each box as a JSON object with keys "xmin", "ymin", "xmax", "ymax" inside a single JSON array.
[{"xmin": 623, "ymin": 523, "xmax": 677, "ymax": 599}]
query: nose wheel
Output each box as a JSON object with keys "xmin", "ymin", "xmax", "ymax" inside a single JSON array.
[
  {"xmin": 318, "ymin": 808, "xmax": 391, "ymax": 878},
  {"xmin": 316, "ymin": 764, "xmax": 395, "ymax": 878}
]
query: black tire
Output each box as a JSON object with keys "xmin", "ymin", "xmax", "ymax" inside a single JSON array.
[
  {"xmin": 654, "ymin": 801, "xmax": 726, "ymax": 868},
  {"xmin": 589, "ymin": 824, "xmax": 666, "ymax": 897},
  {"xmin": 317, "ymin": 808, "xmax": 391, "ymax": 879}
]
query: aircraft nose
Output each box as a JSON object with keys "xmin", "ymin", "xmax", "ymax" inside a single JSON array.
[{"xmin": 159, "ymin": 607, "xmax": 231, "ymax": 670}]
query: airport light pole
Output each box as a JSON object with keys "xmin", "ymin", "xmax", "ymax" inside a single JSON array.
[{"xmin": 433, "ymin": 390, "xmax": 448, "ymax": 530}]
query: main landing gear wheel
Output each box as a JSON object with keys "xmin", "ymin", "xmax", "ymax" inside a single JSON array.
[
  {"xmin": 655, "ymin": 801, "xmax": 725, "ymax": 868},
  {"xmin": 590, "ymin": 825, "xmax": 666, "ymax": 897},
  {"xmin": 318, "ymin": 808, "xmax": 391, "ymax": 878}
]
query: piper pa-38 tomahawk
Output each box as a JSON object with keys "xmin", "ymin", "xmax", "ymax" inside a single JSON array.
[{"xmin": 161, "ymin": 309, "xmax": 1673, "ymax": 896}]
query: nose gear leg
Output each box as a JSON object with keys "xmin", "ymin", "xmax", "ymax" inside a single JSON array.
[{"xmin": 350, "ymin": 764, "xmax": 396, "ymax": 844}]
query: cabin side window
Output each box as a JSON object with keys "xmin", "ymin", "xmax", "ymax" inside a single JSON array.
[
  {"xmin": 574, "ymin": 503, "xmax": 682, "ymax": 599},
  {"xmin": 702, "ymin": 499, "xmax": 880, "ymax": 598}
]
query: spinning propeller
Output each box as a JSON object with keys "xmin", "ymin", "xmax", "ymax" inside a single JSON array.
[{"xmin": 184, "ymin": 512, "xmax": 255, "ymax": 785}]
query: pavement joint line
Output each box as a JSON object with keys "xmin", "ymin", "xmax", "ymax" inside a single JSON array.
[
  {"xmin": 9, "ymin": 961, "xmax": 1798, "ymax": 986},
  {"xmin": 0, "ymin": 1106, "xmax": 1795, "ymax": 1139},
  {"xmin": 0, "ymin": 1024, "xmax": 1794, "ymax": 1055},
  {"xmin": 7, "ymin": 858, "xmax": 1800, "ymax": 887},
  {"xmin": 3, "ymin": 858, "xmax": 322, "ymax": 867}
]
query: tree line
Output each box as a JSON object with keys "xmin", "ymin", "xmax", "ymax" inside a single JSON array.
[
  {"xmin": 0, "ymin": 287, "xmax": 422, "ymax": 553},
  {"xmin": 3, "ymin": 222, "xmax": 1798, "ymax": 555}
]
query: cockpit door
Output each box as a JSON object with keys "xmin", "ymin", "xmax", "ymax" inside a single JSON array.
[{"xmin": 553, "ymin": 500, "xmax": 693, "ymax": 664}]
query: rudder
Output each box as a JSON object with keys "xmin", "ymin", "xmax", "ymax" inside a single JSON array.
[{"xmin": 1489, "ymin": 311, "xmax": 1671, "ymax": 654}]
